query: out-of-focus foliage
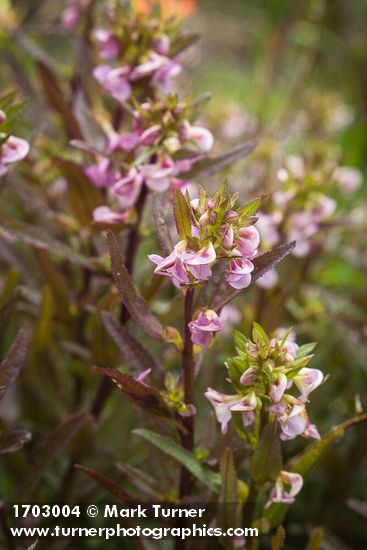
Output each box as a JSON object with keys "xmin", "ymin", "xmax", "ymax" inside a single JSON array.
[{"xmin": 0, "ymin": 1, "xmax": 366, "ymax": 549}]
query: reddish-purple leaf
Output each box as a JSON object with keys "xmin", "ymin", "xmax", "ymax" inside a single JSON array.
[
  {"xmin": 75, "ymin": 465, "xmax": 140, "ymax": 504},
  {"xmin": 0, "ymin": 328, "xmax": 29, "ymax": 401},
  {"xmin": 93, "ymin": 367, "xmax": 172, "ymax": 419},
  {"xmin": 101, "ymin": 311, "xmax": 162, "ymax": 375},
  {"xmin": 23, "ymin": 412, "xmax": 91, "ymax": 496},
  {"xmin": 106, "ymin": 231, "xmax": 164, "ymax": 340}
]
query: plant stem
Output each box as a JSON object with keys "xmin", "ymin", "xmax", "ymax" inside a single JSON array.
[{"xmin": 179, "ymin": 287, "xmax": 195, "ymax": 500}]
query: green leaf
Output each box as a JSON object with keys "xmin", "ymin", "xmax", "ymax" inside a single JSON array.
[
  {"xmin": 306, "ymin": 527, "xmax": 324, "ymax": 550},
  {"xmin": 240, "ymin": 197, "xmax": 262, "ymax": 218},
  {"xmin": 23, "ymin": 412, "xmax": 91, "ymax": 497},
  {"xmin": 173, "ymin": 189, "xmax": 191, "ymax": 240},
  {"xmin": 218, "ymin": 447, "xmax": 244, "ymax": 540},
  {"xmin": 152, "ymin": 192, "xmax": 173, "ymax": 256},
  {"xmin": 106, "ymin": 231, "xmax": 164, "ymax": 340},
  {"xmin": 251, "ymin": 422, "xmax": 282, "ymax": 484},
  {"xmin": 180, "ymin": 140, "xmax": 257, "ymax": 179},
  {"xmin": 0, "ymin": 328, "xmax": 29, "ymax": 401},
  {"xmin": 93, "ymin": 367, "xmax": 173, "ymax": 421},
  {"xmin": 101, "ymin": 311, "xmax": 162, "ymax": 375},
  {"xmin": 75, "ymin": 465, "xmax": 140, "ymax": 504},
  {"xmin": 0, "ymin": 429, "xmax": 32, "ymax": 454},
  {"xmin": 133, "ymin": 429, "xmax": 221, "ymax": 493},
  {"xmin": 233, "ymin": 331, "xmax": 249, "ymax": 353},
  {"xmin": 296, "ymin": 343, "xmax": 317, "ymax": 359},
  {"xmin": 252, "ymin": 322, "xmax": 269, "ymax": 346},
  {"xmin": 271, "ymin": 525, "xmax": 286, "ymax": 549}
]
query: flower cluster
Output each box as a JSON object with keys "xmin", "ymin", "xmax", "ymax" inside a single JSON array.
[
  {"xmin": 149, "ymin": 185, "xmax": 261, "ymax": 289},
  {"xmin": 92, "ymin": 6, "xmax": 184, "ymax": 102},
  {"xmin": 86, "ymin": 95, "xmax": 213, "ymax": 225},
  {"xmin": 205, "ymin": 324, "xmax": 324, "ymax": 440},
  {"xmin": 0, "ymin": 109, "xmax": 29, "ymax": 178},
  {"xmin": 255, "ymin": 154, "xmax": 363, "ymax": 288}
]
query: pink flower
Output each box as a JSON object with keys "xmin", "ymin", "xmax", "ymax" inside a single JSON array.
[
  {"xmin": 188, "ymin": 309, "xmax": 223, "ymax": 348},
  {"xmin": 93, "ymin": 65, "xmax": 132, "ymax": 101},
  {"xmin": 205, "ymin": 388, "xmax": 257, "ymax": 434},
  {"xmin": 93, "ymin": 206, "xmax": 128, "ymax": 224},
  {"xmin": 293, "ymin": 368, "xmax": 323, "ymax": 401},
  {"xmin": 149, "ymin": 241, "xmax": 216, "ymax": 286},
  {"xmin": 111, "ymin": 169, "xmax": 143, "ymax": 209},
  {"xmin": 221, "ymin": 225, "xmax": 234, "ymax": 249},
  {"xmin": 61, "ymin": 6, "xmax": 80, "ymax": 30},
  {"xmin": 139, "ymin": 125, "xmax": 161, "ymax": 146},
  {"xmin": 225, "ymin": 258, "xmax": 254, "ymax": 289},
  {"xmin": 256, "ymin": 212, "xmax": 281, "ymax": 247},
  {"xmin": 269, "ymin": 373, "xmax": 288, "ymax": 403},
  {"xmin": 94, "ymin": 28, "xmax": 120, "ymax": 59},
  {"xmin": 135, "ymin": 368, "xmax": 152, "ymax": 383},
  {"xmin": 334, "ymin": 166, "xmax": 363, "ymax": 194},
  {"xmin": 266, "ymin": 471, "xmax": 303, "ymax": 507},
  {"xmin": 180, "ymin": 121, "xmax": 214, "ymax": 153},
  {"xmin": 139, "ymin": 157, "xmax": 174, "ymax": 192},
  {"xmin": 152, "ymin": 34, "xmax": 170, "ymax": 55},
  {"xmin": 108, "ymin": 132, "xmax": 140, "ymax": 153},
  {"xmin": 129, "ymin": 52, "xmax": 166, "ymax": 80},
  {"xmin": 256, "ymin": 268, "xmax": 278, "ymax": 289},
  {"xmin": 151, "ymin": 59, "xmax": 182, "ymax": 92},
  {"xmin": 235, "ymin": 225, "xmax": 260, "ymax": 257},
  {"xmin": 239, "ymin": 367, "xmax": 257, "ymax": 386},
  {"xmin": 85, "ymin": 158, "xmax": 118, "ymax": 188},
  {"xmin": 0, "ymin": 136, "xmax": 29, "ymax": 176},
  {"xmin": 270, "ymin": 395, "xmax": 320, "ymax": 441}
]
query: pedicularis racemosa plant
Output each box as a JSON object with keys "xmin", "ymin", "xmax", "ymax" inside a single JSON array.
[{"xmin": 0, "ymin": 1, "xmax": 366, "ymax": 549}]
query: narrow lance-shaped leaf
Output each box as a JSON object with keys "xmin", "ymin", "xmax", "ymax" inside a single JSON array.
[
  {"xmin": 101, "ymin": 311, "xmax": 162, "ymax": 375},
  {"xmin": 218, "ymin": 447, "xmax": 243, "ymax": 539},
  {"xmin": 0, "ymin": 328, "xmax": 29, "ymax": 401},
  {"xmin": 37, "ymin": 61, "xmax": 83, "ymax": 141},
  {"xmin": 152, "ymin": 192, "xmax": 173, "ymax": 256},
  {"xmin": 173, "ymin": 189, "xmax": 191, "ymax": 240},
  {"xmin": 306, "ymin": 527, "xmax": 324, "ymax": 550},
  {"xmin": 93, "ymin": 367, "xmax": 172, "ymax": 420},
  {"xmin": 251, "ymin": 422, "xmax": 282, "ymax": 484},
  {"xmin": 0, "ymin": 217, "xmax": 101, "ymax": 269},
  {"xmin": 53, "ymin": 157, "xmax": 102, "ymax": 226},
  {"xmin": 180, "ymin": 140, "xmax": 257, "ymax": 180},
  {"xmin": 212, "ymin": 241, "xmax": 296, "ymax": 311},
  {"xmin": 75, "ymin": 465, "xmax": 140, "ymax": 504},
  {"xmin": 265, "ymin": 413, "xmax": 367, "ymax": 528},
  {"xmin": 106, "ymin": 231, "xmax": 164, "ymax": 340},
  {"xmin": 116, "ymin": 462, "xmax": 161, "ymax": 499},
  {"xmin": 133, "ymin": 429, "xmax": 222, "ymax": 493},
  {"xmin": 252, "ymin": 242, "xmax": 296, "ymax": 283},
  {"xmin": 0, "ymin": 430, "xmax": 32, "ymax": 454},
  {"xmin": 271, "ymin": 526, "xmax": 286, "ymax": 550},
  {"xmin": 22, "ymin": 412, "xmax": 91, "ymax": 497}
]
